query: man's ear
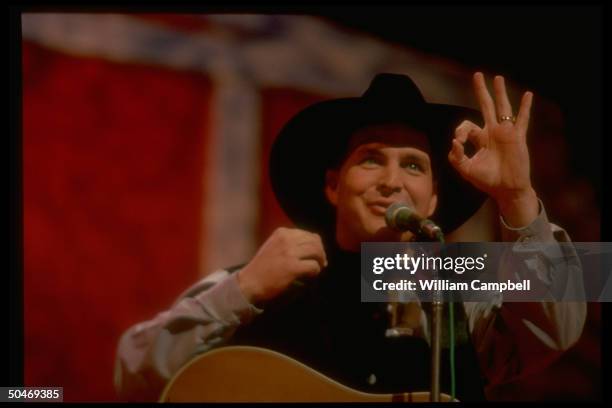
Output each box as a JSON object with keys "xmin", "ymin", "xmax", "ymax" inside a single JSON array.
[{"xmin": 324, "ymin": 169, "xmax": 339, "ymax": 207}]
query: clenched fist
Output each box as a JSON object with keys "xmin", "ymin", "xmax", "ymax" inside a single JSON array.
[{"xmin": 237, "ymin": 227, "xmax": 328, "ymax": 304}]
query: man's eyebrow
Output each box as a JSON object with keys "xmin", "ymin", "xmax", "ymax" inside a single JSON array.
[
  {"xmin": 352, "ymin": 145, "xmax": 431, "ymax": 163},
  {"xmin": 356, "ymin": 147, "xmax": 385, "ymax": 156},
  {"xmin": 401, "ymin": 152, "xmax": 430, "ymax": 163}
]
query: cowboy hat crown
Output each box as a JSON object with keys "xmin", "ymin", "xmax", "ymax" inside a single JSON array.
[{"xmin": 269, "ymin": 73, "xmax": 486, "ymax": 235}]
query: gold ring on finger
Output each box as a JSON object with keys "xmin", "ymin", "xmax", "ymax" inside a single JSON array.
[{"xmin": 499, "ymin": 115, "xmax": 516, "ymax": 124}]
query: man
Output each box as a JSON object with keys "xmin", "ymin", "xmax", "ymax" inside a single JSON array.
[{"xmin": 114, "ymin": 72, "xmax": 586, "ymax": 401}]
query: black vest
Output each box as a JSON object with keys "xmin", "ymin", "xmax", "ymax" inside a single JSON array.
[{"xmin": 228, "ymin": 246, "xmax": 487, "ymax": 401}]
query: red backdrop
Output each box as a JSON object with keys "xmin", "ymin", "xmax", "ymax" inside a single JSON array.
[{"xmin": 23, "ymin": 41, "xmax": 212, "ymax": 401}]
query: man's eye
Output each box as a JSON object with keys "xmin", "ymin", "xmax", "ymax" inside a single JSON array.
[
  {"xmin": 361, "ymin": 157, "xmax": 380, "ymax": 166},
  {"xmin": 404, "ymin": 162, "xmax": 424, "ymax": 172}
]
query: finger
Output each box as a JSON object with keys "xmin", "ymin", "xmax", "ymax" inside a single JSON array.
[
  {"xmin": 282, "ymin": 230, "xmax": 327, "ymax": 266},
  {"xmin": 294, "ymin": 259, "xmax": 323, "ymax": 277},
  {"xmin": 515, "ymin": 91, "xmax": 533, "ymax": 135},
  {"xmin": 307, "ymin": 231, "xmax": 324, "ymax": 247},
  {"xmin": 283, "ymin": 228, "xmax": 321, "ymax": 246},
  {"xmin": 493, "ymin": 75, "xmax": 513, "ymax": 120},
  {"xmin": 293, "ymin": 242, "xmax": 327, "ymax": 268},
  {"xmin": 272, "ymin": 227, "xmax": 305, "ymax": 244},
  {"xmin": 455, "ymin": 120, "xmax": 486, "ymax": 149},
  {"xmin": 285, "ymin": 227, "xmax": 315, "ymax": 239},
  {"xmin": 448, "ymin": 138, "xmax": 470, "ymax": 176},
  {"xmin": 306, "ymin": 233, "xmax": 328, "ymax": 267},
  {"xmin": 292, "ymin": 229, "xmax": 324, "ymax": 244},
  {"xmin": 473, "ymin": 72, "xmax": 497, "ymax": 126},
  {"xmin": 454, "ymin": 120, "xmax": 471, "ymax": 142}
]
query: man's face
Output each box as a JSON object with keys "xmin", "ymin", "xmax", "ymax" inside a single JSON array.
[{"xmin": 325, "ymin": 124, "xmax": 438, "ymax": 251}]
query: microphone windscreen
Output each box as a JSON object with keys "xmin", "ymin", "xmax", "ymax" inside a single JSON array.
[{"xmin": 385, "ymin": 202, "xmax": 414, "ymax": 230}]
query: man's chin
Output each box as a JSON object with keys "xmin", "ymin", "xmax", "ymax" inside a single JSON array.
[{"xmin": 367, "ymin": 226, "xmax": 403, "ymax": 242}]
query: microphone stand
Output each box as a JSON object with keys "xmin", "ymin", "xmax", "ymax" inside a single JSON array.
[
  {"xmin": 422, "ymin": 227, "xmax": 445, "ymax": 402},
  {"xmin": 430, "ymin": 280, "xmax": 443, "ymax": 402},
  {"xmin": 384, "ymin": 204, "xmax": 448, "ymax": 401}
]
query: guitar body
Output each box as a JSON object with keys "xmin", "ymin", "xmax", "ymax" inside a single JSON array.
[{"xmin": 160, "ymin": 346, "xmax": 456, "ymax": 402}]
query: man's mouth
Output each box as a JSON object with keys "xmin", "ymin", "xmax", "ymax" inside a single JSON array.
[{"xmin": 366, "ymin": 200, "xmax": 395, "ymax": 216}]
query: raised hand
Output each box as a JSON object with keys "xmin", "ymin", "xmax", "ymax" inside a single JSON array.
[{"xmin": 448, "ymin": 72, "xmax": 539, "ymax": 227}]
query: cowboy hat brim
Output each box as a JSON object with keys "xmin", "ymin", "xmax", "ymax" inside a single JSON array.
[{"xmin": 269, "ymin": 75, "xmax": 488, "ymax": 236}]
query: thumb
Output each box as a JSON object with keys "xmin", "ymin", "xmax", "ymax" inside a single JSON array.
[{"xmin": 448, "ymin": 138, "xmax": 470, "ymax": 177}]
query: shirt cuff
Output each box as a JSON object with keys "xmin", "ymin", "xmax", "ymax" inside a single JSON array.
[
  {"xmin": 194, "ymin": 271, "xmax": 263, "ymax": 326},
  {"xmin": 499, "ymin": 198, "xmax": 555, "ymax": 243}
]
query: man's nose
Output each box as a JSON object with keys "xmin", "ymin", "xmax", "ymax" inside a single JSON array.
[{"xmin": 377, "ymin": 164, "xmax": 402, "ymax": 195}]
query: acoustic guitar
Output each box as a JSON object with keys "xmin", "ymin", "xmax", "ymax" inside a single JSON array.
[{"xmin": 160, "ymin": 346, "xmax": 456, "ymax": 402}]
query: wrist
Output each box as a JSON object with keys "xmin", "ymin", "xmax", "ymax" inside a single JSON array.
[
  {"xmin": 236, "ymin": 268, "xmax": 259, "ymax": 304},
  {"xmin": 495, "ymin": 187, "xmax": 539, "ymax": 228}
]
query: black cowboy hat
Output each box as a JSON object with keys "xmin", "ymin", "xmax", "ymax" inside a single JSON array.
[{"xmin": 269, "ymin": 73, "xmax": 487, "ymax": 237}]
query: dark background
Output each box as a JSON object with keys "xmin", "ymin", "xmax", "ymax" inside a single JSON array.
[{"xmin": 322, "ymin": 5, "xmax": 603, "ymax": 206}]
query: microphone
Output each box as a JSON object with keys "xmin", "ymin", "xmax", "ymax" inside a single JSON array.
[{"xmin": 385, "ymin": 202, "xmax": 443, "ymax": 241}]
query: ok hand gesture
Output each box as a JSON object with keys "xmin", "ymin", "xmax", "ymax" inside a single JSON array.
[{"xmin": 448, "ymin": 72, "xmax": 539, "ymax": 227}]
